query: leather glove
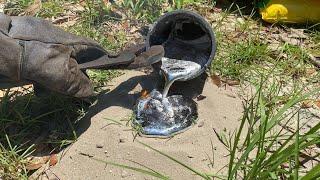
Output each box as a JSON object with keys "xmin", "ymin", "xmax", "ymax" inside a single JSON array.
[{"xmin": 0, "ymin": 13, "xmax": 164, "ymax": 98}]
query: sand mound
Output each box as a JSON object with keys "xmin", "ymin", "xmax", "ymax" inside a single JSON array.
[{"xmin": 36, "ymin": 70, "xmax": 243, "ymax": 179}]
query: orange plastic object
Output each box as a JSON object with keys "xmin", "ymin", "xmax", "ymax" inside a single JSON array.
[{"xmin": 259, "ymin": 0, "xmax": 320, "ymax": 23}]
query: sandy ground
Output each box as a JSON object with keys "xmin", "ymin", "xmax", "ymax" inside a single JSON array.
[{"xmin": 35, "ymin": 70, "xmax": 243, "ymax": 179}]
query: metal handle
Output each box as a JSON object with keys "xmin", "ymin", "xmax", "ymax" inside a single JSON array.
[{"xmin": 79, "ymin": 52, "xmax": 136, "ymax": 70}]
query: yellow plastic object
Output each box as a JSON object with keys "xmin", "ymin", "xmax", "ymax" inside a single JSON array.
[{"xmin": 259, "ymin": 0, "xmax": 320, "ymax": 23}]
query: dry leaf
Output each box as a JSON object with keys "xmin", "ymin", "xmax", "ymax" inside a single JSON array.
[
  {"xmin": 49, "ymin": 154, "xmax": 58, "ymax": 166},
  {"xmin": 213, "ymin": 7, "xmax": 222, "ymax": 13},
  {"xmin": 129, "ymin": 26, "xmax": 139, "ymax": 33},
  {"xmin": 305, "ymin": 68, "xmax": 316, "ymax": 76},
  {"xmin": 314, "ymin": 100, "xmax": 320, "ymax": 109},
  {"xmin": 58, "ymin": 19, "xmax": 78, "ymax": 28},
  {"xmin": 26, "ymin": 156, "xmax": 50, "ymax": 170},
  {"xmin": 197, "ymin": 121, "xmax": 204, "ymax": 127},
  {"xmin": 24, "ymin": 0, "xmax": 42, "ymax": 16},
  {"xmin": 103, "ymin": 0, "xmax": 109, "ymax": 5},
  {"xmin": 0, "ymin": 2, "xmax": 4, "ymax": 13},
  {"xmin": 27, "ymin": 163, "xmax": 43, "ymax": 171},
  {"xmin": 225, "ymin": 79, "xmax": 240, "ymax": 86},
  {"xmin": 0, "ymin": 90, "xmax": 5, "ymax": 98},
  {"xmin": 140, "ymin": 89, "xmax": 149, "ymax": 98},
  {"xmin": 107, "ymin": 36, "xmax": 116, "ymax": 43},
  {"xmin": 210, "ymin": 74, "xmax": 221, "ymax": 87},
  {"xmin": 280, "ymin": 162, "xmax": 289, "ymax": 169},
  {"xmin": 301, "ymin": 100, "xmax": 313, "ymax": 109},
  {"xmin": 196, "ymin": 95, "xmax": 206, "ymax": 101},
  {"xmin": 52, "ymin": 16, "xmax": 73, "ymax": 24},
  {"xmin": 280, "ymin": 35, "xmax": 301, "ymax": 46},
  {"xmin": 122, "ymin": 21, "xmax": 129, "ymax": 31},
  {"xmin": 307, "ymin": 53, "xmax": 320, "ymax": 69},
  {"xmin": 288, "ymin": 28, "xmax": 308, "ymax": 39}
]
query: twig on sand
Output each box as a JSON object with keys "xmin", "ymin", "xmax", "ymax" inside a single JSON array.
[
  {"xmin": 306, "ymin": 52, "xmax": 320, "ymax": 68},
  {"xmin": 79, "ymin": 152, "xmax": 94, "ymax": 158}
]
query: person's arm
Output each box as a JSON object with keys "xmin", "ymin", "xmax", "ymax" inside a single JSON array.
[{"xmin": 0, "ymin": 13, "xmax": 164, "ymax": 98}]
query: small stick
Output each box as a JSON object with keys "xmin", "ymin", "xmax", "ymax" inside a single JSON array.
[
  {"xmin": 79, "ymin": 152, "xmax": 94, "ymax": 158},
  {"xmin": 305, "ymin": 51, "xmax": 320, "ymax": 68}
]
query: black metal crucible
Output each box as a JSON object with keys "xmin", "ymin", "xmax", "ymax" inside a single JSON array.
[
  {"xmin": 147, "ymin": 10, "xmax": 216, "ymax": 98},
  {"xmin": 133, "ymin": 10, "xmax": 216, "ymax": 137}
]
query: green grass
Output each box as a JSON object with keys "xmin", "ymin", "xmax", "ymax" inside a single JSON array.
[
  {"xmin": 213, "ymin": 25, "xmax": 319, "ymax": 87},
  {"xmin": 0, "ymin": 88, "xmax": 90, "ymax": 179},
  {"xmin": 3, "ymin": 0, "xmax": 32, "ymax": 15},
  {"xmin": 0, "ymin": 135, "xmax": 34, "ymax": 179},
  {"xmin": 37, "ymin": 0, "xmax": 65, "ymax": 18},
  {"xmin": 91, "ymin": 75, "xmax": 320, "ymax": 179},
  {"xmin": 87, "ymin": 70, "xmax": 123, "ymax": 91},
  {"xmin": 212, "ymin": 36, "xmax": 271, "ymax": 81},
  {"xmin": 226, "ymin": 76, "xmax": 320, "ymax": 179},
  {"xmin": 119, "ymin": 0, "xmax": 162, "ymax": 22},
  {"xmin": 117, "ymin": 0, "xmax": 208, "ymax": 22}
]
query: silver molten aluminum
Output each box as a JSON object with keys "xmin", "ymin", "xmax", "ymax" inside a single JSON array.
[
  {"xmin": 133, "ymin": 57, "xmax": 200, "ymax": 137},
  {"xmin": 134, "ymin": 90, "xmax": 197, "ymax": 137},
  {"xmin": 161, "ymin": 57, "xmax": 201, "ymax": 98}
]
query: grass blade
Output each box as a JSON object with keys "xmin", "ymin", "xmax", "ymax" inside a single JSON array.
[
  {"xmin": 89, "ymin": 156, "xmax": 169, "ymax": 179},
  {"xmin": 127, "ymin": 159, "xmax": 168, "ymax": 178},
  {"xmin": 293, "ymin": 112, "xmax": 299, "ymax": 180},
  {"xmin": 137, "ymin": 141, "xmax": 211, "ymax": 180},
  {"xmin": 230, "ymin": 87, "xmax": 320, "ymax": 178},
  {"xmin": 301, "ymin": 164, "xmax": 320, "ymax": 180},
  {"xmin": 104, "ymin": 118, "xmax": 123, "ymax": 126}
]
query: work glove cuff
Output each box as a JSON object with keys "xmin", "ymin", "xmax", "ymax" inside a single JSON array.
[
  {"xmin": 21, "ymin": 41, "xmax": 95, "ymax": 98},
  {"xmin": 0, "ymin": 13, "xmax": 97, "ymax": 98}
]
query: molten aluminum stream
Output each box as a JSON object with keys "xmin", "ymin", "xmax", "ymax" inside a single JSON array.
[
  {"xmin": 161, "ymin": 57, "xmax": 201, "ymax": 98},
  {"xmin": 133, "ymin": 58, "xmax": 200, "ymax": 137}
]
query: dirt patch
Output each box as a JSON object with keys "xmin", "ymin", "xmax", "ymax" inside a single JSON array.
[{"xmin": 31, "ymin": 70, "xmax": 243, "ymax": 179}]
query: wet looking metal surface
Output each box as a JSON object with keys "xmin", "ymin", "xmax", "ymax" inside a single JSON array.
[
  {"xmin": 134, "ymin": 89, "xmax": 198, "ymax": 137},
  {"xmin": 161, "ymin": 57, "xmax": 201, "ymax": 98},
  {"xmin": 133, "ymin": 57, "xmax": 200, "ymax": 137}
]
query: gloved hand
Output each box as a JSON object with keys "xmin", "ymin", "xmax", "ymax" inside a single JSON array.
[{"xmin": 0, "ymin": 13, "xmax": 164, "ymax": 98}]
